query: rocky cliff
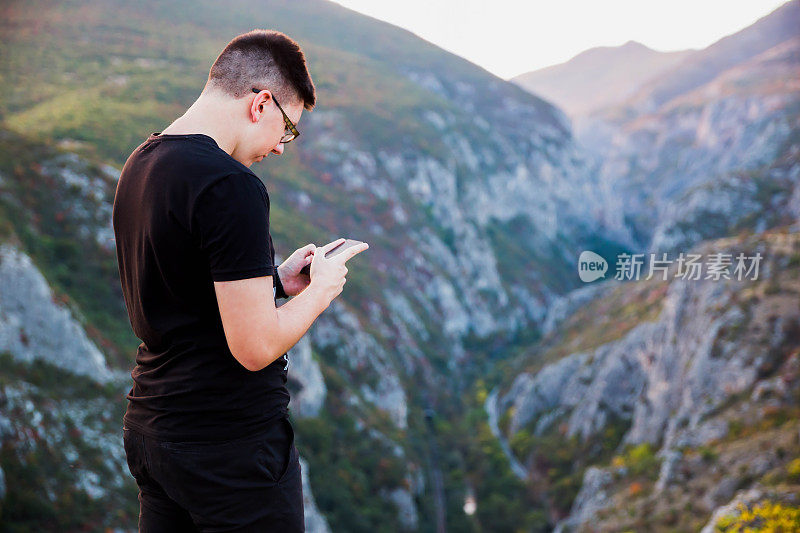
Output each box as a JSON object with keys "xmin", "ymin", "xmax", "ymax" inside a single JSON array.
[{"xmin": 489, "ymin": 229, "xmax": 800, "ymax": 531}]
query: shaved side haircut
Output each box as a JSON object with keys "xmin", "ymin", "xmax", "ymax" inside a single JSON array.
[{"xmin": 207, "ymin": 29, "xmax": 316, "ymax": 110}]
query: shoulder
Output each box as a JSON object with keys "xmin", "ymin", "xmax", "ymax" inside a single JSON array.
[
  {"xmin": 198, "ymin": 172, "xmax": 268, "ymax": 202},
  {"xmin": 149, "ymin": 136, "xmax": 265, "ymax": 194},
  {"xmin": 192, "ymin": 172, "xmax": 270, "ymax": 221}
]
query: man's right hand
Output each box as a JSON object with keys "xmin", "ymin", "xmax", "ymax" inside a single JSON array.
[{"xmin": 309, "ymin": 238, "xmax": 369, "ymax": 304}]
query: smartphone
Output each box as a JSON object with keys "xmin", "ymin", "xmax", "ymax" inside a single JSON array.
[{"xmin": 300, "ymin": 239, "xmax": 366, "ymax": 275}]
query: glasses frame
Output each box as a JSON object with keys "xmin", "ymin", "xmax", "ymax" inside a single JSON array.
[{"xmin": 251, "ymin": 88, "xmax": 299, "ymax": 143}]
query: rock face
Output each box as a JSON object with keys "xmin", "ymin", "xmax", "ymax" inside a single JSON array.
[
  {"xmin": 493, "ymin": 230, "xmax": 800, "ymax": 531},
  {"xmin": 299, "ymin": 456, "xmax": 332, "ymax": 533},
  {"xmin": 553, "ymin": 466, "xmax": 614, "ymax": 533},
  {"xmin": 39, "ymin": 153, "xmax": 118, "ymax": 252},
  {"xmin": 289, "ymin": 69, "xmax": 614, "ymax": 432},
  {"xmin": 497, "ymin": 263, "xmax": 769, "ymax": 448},
  {"xmin": 502, "ymin": 233, "xmax": 797, "ymax": 447},
  {"xmin": 309, "ymin": 301, "xmax": 409, "ymax": 429},
  {"xmin": 0, "ymin": 244, "xmax": 116, "ymax": 383},
  {"xmin": 540, "ymin": 281, "xmax": 620, "ymax": 337},
  {"xmin": 291, "ymin": 45, "xmax": 616, "ymax": 417},
  {"xmin": 484, "ymin": 389, "xmax": 528, "ymax": 480},
  {"xmin": 381, "ymin": 486, "xmax": 419, "ymax": 531},
  {"xmin": 286, "ymin": 335, "xmax": 327, "ymax": 419}
]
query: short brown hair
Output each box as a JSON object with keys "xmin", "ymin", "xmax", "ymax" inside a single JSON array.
[{"xmin": 206, "ymin": 29, "xmax": 316, "ymax": 110}]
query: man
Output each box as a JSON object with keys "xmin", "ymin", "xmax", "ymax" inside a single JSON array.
[{"xmin": 112, "ymin": 29, "xmax": 368, "ymax": 532}]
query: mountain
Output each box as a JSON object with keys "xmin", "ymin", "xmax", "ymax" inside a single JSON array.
[
  {"xmin": 490, "ymin": 1, "xmax": 800, "ymax": 530},
  {"xmin": 511, "ymin": 41, "xmax": 694, "ymax": 118},
  {"xmin": 573, "ymin": 1, "xmax": 800, "ymax": 255},
  {"xmin": 613, "ymin": 0, "xmax": 800, "ymax": 117},
  {"xmin": 0, "ymin": 0, "xmax": 613, "ymax": 530},
  {"xmin": 489, "ymin": 227, "xmax": 800, "ymax": 531},
  {"xmin": 1, "ymin": 0, "xmax": 798, "ymax": 531}
]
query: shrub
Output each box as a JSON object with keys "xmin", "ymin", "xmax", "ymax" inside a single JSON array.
[
  {"xmin": 714, "ymin": 500, "xmax": 800, "ymax": 532},
  {"xmin": 624, "ymin": 443, "xmax": 660, "ymax": 478},
  {"xmin": 698, "ymin": 445, "xmax": 719, "ymax": 463},
  {"xmin": 787, "ymin": 458, "xmax": 800, "ymax": 483}
]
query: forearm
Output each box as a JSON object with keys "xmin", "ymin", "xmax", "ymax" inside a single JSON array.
[{"xmin": 255, "ymin": 283, "xmax": 329, "ymax": 369}]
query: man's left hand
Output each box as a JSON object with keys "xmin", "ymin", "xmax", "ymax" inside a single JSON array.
[{"xmin": 276, "ymin": 244, "xmax": 316, "ymax": 297}]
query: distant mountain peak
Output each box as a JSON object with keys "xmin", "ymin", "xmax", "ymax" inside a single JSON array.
[
  {"xmin": 511, "ymin": 41, "xmax": 693, "ymax": 117},
  {"xmin": 620, "ymin": 39, "xmax": 650, "ymax": 50}
]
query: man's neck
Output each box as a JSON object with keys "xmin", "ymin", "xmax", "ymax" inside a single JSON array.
[{"xmin": 161, "ymin": 93, "xmax": 238, "ymax": 156}]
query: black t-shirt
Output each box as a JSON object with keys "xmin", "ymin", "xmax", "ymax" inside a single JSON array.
[{"xmin": 112, "ymin": 132, "xmax": 290, "ymax": 442}]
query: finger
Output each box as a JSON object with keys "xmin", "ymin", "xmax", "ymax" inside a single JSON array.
[
  {"xmin": 340, "ymin": 242, "xmax": 369, "ymax": 263},
  {"xmin": 320, "ymin": 238, "xmax": 346, "ymax": 253}
]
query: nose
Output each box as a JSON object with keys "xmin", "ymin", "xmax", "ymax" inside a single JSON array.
[{"xmin": 271, "ymin": 143, "xmax": 284, "ymax": 155}]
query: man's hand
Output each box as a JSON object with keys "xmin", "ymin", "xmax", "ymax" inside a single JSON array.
[{"xmin": 277, "ymin": 244, "xmax": 316, "ymax": 297}]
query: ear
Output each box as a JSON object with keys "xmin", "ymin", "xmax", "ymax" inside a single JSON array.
[{"xmin": 250, "ymin": 89, "xmax": 273, "ymax": 123}]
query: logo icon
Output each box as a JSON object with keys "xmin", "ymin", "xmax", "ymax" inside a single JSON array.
[{"xmin": 578, "ymin": 251, "xmax": 608, "ymax": 282}]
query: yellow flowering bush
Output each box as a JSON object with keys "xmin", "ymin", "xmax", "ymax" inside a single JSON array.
[{"xmin": 714, "ymin": 500, "xmax": 800, "ymax": 532}]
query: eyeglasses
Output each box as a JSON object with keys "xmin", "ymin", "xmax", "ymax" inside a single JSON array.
[{"xmin": 252, "ymin": 88, "xmax": 299, "ymax": 143}]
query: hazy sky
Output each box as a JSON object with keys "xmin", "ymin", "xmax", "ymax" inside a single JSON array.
[{"xmin": 330, "ymin": 0, "xmax": 790, "ymax": 79}]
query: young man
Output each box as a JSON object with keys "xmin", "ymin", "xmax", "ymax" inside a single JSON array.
[{"xmin": 112, "ymin": 29, "xmax": 368, "ymax": 532}]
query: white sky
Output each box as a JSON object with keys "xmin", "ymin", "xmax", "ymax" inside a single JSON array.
[{"xmin": 330, "ymin": 0, "xmax": 790, "ymax": 79}]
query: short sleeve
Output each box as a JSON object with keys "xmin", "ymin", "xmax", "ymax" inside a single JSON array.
[{"xmin": 192, "ymin": 173, "xmax": 276, "ymax": 282}]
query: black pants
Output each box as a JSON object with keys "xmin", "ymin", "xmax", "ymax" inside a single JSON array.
[{"xmin": 122, "ymin": 417, "xmax": 304, "ymax": 532}]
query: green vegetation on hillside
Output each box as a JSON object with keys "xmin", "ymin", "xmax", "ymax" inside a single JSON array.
[
  {"xmin": 0, "ymin": 130, "xmax": 140, "ymax": 367},
  {"xmin": 293, "ymin": 357, "xmax": 408, "ymax": 533},
  {"xmin": 0, "ymin": 352, "xmax": 136, "ymax": 532}
]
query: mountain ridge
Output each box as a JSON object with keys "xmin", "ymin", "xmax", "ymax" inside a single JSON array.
[{"xmin": 511, "ymin": 40, "xmax": 694, "ymax": 118}]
